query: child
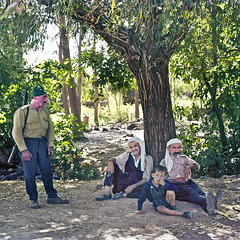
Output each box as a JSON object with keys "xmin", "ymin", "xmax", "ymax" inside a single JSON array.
[{"xmin": 136, "ymin": 165, "xmax": 192, "ymax": 219}]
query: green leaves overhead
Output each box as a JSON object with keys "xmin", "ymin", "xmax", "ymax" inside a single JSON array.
[
  {"xmin": 81, "ymin": 46, "xmax": 134, "ymax": 92},
  {"xmin": 170, "ymin": 0, "xmax": 240, "ymax": 176}
]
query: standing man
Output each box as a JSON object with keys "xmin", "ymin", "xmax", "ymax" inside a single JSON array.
[
  {"xmin": 160, "ymin": 138, "xmax": 222, "ymax": 216},
  {"xmin": 96, "ymin": 137, "xmax": 153, "ymax": 201},
  {"xmin": 12, "ymin": 85, "xmax": 69, "ymax": 209}
]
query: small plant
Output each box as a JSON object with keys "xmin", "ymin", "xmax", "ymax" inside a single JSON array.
[{"xmin": 65, "ymin": 162, "xmax": 100, "ymax": 180}]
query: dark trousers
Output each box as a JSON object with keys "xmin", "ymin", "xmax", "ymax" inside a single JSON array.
[
  {"xmin": 104, "ymin": 163, "xmax": 144, "ymax": 198},
  {"xmin": 173, "ymin": 179, "xmax": 207, "ymax": 210},
  {"xmin": 21, "ymin": 138, "xmax": 57, "ymax": 201}
]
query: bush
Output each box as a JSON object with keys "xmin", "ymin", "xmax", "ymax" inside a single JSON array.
[
  {"xmin": 177, "ymin": 116, "xmax": 240, "ymax": 177},
  {"xmin": 52, "ymin": 113, "xmax": 99, "ymax": 180}
]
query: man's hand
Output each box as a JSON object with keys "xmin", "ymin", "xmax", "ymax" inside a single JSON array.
[
  {"xmin": 184, "ymin": 166, "xmax": 192, "ymax": 180},
  {"xmin": 124, "ymin": 184, "xmax": 136, "ymax": 194},
  {"xmin": 106, "ymin": 160, "xmax": 114, "ymax": 174},
  {"xmin": 21, "ymin": 149, "xmax": 32, "ymax": 161},
  {"xmin": 48, "ymin": 146, "xmax": 54, "ymax": 157},
  {"xmin": 135, "ymin": 210, "xmax": 144, "ymax": 214}
]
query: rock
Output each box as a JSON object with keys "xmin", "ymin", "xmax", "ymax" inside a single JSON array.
[
  {"xmin": 123, "ymin": 134, "xmax": 134, "ymax": 138},
  {"xmin": 127, "ymin": 123, "xmax": 137, "ymax": 130},
  {"xmin": 1, "ymin": 172, "xmax": 17, "ymax": 181},
  {"xmin": 110, "ymin": 126, "xmax": 120, "ymax": 130},
  {"xmin": 0, "ymin": 151, "xmax": 17, "ymax": 169},
  {"xmin": 127, "ymin": 121, "xmax": 144, "ymax": 130}
]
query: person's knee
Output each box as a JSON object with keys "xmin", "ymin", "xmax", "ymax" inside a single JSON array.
[
  {"xmin": 166, "ymin": 190, "xmax": 175, "ymax": 198},
  {"xmin": 189, "ymin": 192, "xmax": 206, "ymax": 205},
  {"xmin": 157, "ymin": 205, "xmax": 167, "ymax": 213}
]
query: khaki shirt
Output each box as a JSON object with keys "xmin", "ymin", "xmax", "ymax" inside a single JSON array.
[
  {"xmin": 160, "ymin": 155, "xmax": 200, "ymax": 180},
  {"xmin": 115, "ymin": 152, "xmax": 153, "ymax": 181},
  {"xmin": 12, "ymin": 104, "xmax": 55, "ymax": 152}
]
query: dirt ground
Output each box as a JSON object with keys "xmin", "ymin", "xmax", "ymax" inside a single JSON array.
[{"xmin": 0, "ymin": 127, "xmax": 239, "ymax": 240}]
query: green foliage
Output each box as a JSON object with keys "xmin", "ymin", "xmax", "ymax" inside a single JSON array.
[
  {"xmin": 0, "ymin": 0, "xmax": 51, "ymax": 155},
  {"xmin": 30, "ymin": 60, "xmax": 100, "ymax": 180},
  {"xmin": 81, "ymin": 92, "xmax": 142, "ymax": 126},
  {"xmin": 65, "ymin": 163, "xmax": 100, "ymax": 181},
  {"xmin": 175, "ymin": 110, "xmax": 240, "ymax": 177},
  {"xmin": 0, "ymin": 57, "xmax": 29, "ymax": 156},
  {"xmin": 98, "ymin": 48, "xmax": 134, "ymax": 92},
  {"xmin": 0, "ymin": 4, "xmax": 48, "ymax": 58},
  {"xmin": 80, "ymin": 45, "xmax": 134, "ymax": 93},
  {"xmin": 170, "ymin": 1, "xmax": 240, "ymax": 177},
  {"xmin": 52, "ymin": 113, "xmax": 99, "ymax": 180}
]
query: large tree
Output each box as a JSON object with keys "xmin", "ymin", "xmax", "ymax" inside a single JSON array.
[
  {"xmin": 68, "ymin": 0, "xmax": 239, "ymax": 165},
  {"xmin": 69, "ymin": 0, "xmax": 194, "ymax": 164},
  {"xmin": 26, "ymin": 0, "xmax": 197, "ymax": 164}
]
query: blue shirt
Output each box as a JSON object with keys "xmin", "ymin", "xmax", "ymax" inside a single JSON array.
[{"xmin": 137, "ymin": 179, "xmax": 178, "ymax": 210}]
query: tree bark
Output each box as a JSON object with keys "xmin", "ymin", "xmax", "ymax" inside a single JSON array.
[
  {"xmin": 77, "ymin": 24, "xmax": 82, "ymax": 122},
  {"xmin": 94, "ymin": 85, "xmax": 99, "ymax": 124},
  {"xmin": 62, "ymin": 84, "xmax": 70, "ymax": 114},
  {"xmin": 209, "ymin": 4, "xmax": 228, "ymax": 150},
  {"xmin": 135, "ymin": 88, "xmax": 139, "ymax": 120},
  {"xmin": 59, "ymin": 20, "xmax": 70, "ymax": 114},
  {"xmin": 60, "ymin": 16, "xmax": 81, "ymax": 124},
  {"xmin": 129, "ymin": 56, "xmax": 176, "ymax": 165}
]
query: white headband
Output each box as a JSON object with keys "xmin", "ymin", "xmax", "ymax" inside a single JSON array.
[
  {"xmin": 167, "ymin": 138, "xmax": 182, "ymax": 147},
  {"xmin": 165, "ymin": 138, "xmax": 182, "ymax": 172},
  {"xmin": 128, "ymin": 137, "xmax": 146, "ymax": 171}
]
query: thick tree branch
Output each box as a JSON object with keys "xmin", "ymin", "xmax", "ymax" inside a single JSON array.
[{"xmin": 73, "ymin": 6, "xmax": 130, "ymax": 57}]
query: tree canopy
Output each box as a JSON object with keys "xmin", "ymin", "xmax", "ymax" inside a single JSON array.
[{"xmin": 0, "ymin": 0, "xmax": 239, "ymax": 176}]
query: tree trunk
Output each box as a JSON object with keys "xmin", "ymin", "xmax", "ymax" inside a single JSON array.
[
  {"xmin": 61, "ymin": 16, "xmax": 81, "ymax": 124},
  {"xmin": 105, "ymin": 86, "xmax": 111, "ymax": 113},
  {"xmin": 211, "ymin": 4, "xmax": 228, "ymax": 150},
  {"xmin": 59, "ymin": 20, "xmax": 70, "ymax": 114},
  {"xmin": 128, "ymin": 56, "xmax": 176, "ymax": 166},
  {"xmin": 135, "ymin": 88, "xmax": 139, "ymax": 120},
  {"xmin": 114, "ymin": 92, "xmax": 120, "ymax": 117},
  {"xmin": 77, "ymin": 24, "xmax": 82, "ymax": 122},
  {"xmin": 62, "ymin": 84, "xmax": 70, "ymax": 114},
  {"xmin": 94, "ymin": 85, "xmax": 99, "ymax": 124}
]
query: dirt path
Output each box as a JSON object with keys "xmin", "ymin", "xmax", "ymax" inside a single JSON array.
[{"xmin": 0, "ymin": 127, "xmax": 239, "ymax": 240}]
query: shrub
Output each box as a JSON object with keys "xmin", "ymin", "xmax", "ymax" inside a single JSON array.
[{"xmin": 52, "ymin": 113, "xmax": 99, "ymax": 180}]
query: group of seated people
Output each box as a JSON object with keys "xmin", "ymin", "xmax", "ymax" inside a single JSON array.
[{"xmin": 95, "ymin": 137, "xmax": 222, "ymax": 219}]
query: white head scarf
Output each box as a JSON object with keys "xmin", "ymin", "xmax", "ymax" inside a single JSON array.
[
  {"xmin": 127, "ymin": 137, "xmax": 145, "ymax": 171},
  {"xmin": 165, "ymin": 138, "xmax": 182, "ymax": 172}
]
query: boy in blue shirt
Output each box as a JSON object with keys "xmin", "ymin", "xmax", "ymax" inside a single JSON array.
[{"xmin": 136, "ymin": 165, "xmax": 192, "ymax": 219}]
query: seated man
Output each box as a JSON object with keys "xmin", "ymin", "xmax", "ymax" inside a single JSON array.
[
  {"xmin": 160, "ymin": 138, "xmax": 222, "ymax": 216},
  {"xmin": 96, "ymin": 137, "xmax": 153, "ymax": 201}
]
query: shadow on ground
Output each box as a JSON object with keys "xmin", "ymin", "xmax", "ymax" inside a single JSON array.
[{"xmin": 0, "ymin": 128, "xmax": 239, "ymax": 240}]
